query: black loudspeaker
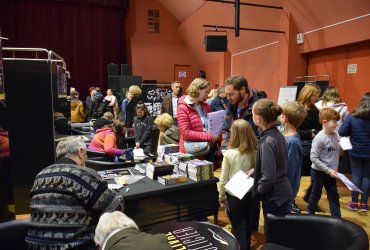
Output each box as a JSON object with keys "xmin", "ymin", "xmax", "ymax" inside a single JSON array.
[
  {"xmin": 204, "ymin": 35, "xmax": 227, "ymax": 52},
  {"xmin": 107, "ymin": 63, "xmax": 118, "ymax": 76},
  {"xmin": 108, "ymin": 76, "xmax": 120, "ymax": 90},
  {"xmin": 121, "ymin": 64, "xmax": 131, "ymax": 76}
]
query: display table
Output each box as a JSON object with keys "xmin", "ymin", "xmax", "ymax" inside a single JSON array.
[
  {"xmin": 148, "ymin": 221, "xmax": 239, "ymax": 250},
  {"xmin": 119, "ymin": 167, "xmax": 219, "ymax": 231}
]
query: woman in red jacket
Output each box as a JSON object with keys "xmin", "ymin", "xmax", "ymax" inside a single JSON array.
[{"xmin": 177, "ymin": 78, "xmax": 218, "ymax": 153}]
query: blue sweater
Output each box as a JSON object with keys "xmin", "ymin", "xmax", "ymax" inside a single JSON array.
[{"xmin": 338, "ymin": 114, "xmax": 370, "ymax": 158}]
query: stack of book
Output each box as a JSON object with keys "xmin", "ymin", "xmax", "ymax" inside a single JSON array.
[
  {"xmin": 157, "ymin": 174, "xmax": 187, "ymax": 185},
  {"xmin": 178, "ymin": 159, "xmax": 201, "ymax": 177},
  {"xmin": 164, "ymin": 152, "xmax": 194, "ymax": 172},
  {"xmin": 146, "ymin": 161, "xmax": 174, "ymax": 180},
  {"xmin": 187, "ymin": 160, "xmax": 214, "ymax": 181}
]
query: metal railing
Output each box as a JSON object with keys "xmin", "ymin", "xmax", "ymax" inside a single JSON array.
[{"xmin": 2, "ymin": 47, "xmax": 66, "ymax": 69}]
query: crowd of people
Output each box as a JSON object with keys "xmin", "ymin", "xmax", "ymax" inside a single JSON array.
[{"xmin": 20, "ymin": 75, "xmax": 370, "ymax": 250}]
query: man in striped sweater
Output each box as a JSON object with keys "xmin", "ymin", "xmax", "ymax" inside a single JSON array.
[{"xmin": 26, "ymin": 137, "xmax": 124, "ymax": 250}]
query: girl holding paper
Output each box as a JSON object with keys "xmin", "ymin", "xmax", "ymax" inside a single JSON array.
[
  {"xmin": 218, "ymin": 119, "xmax": 257, "ymax": 250},
  {"xmin": 339, "ymin": 92, "xmax": 370, "ymax": 212}
]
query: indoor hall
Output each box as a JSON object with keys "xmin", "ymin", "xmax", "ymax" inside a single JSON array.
[{"xmin": 1, "ymin": 0, "xmax": 370, "ymax": 249}]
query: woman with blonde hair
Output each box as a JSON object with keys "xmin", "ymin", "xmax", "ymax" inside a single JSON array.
[
  {"xmin": 125, "ymin": 85, "xmax": 143, "ymax": 128},
  {"xmin": 154, "ymin": 113, "xmax": 180, "ymax": 145},
  {"xmin": 296, "ymin": 83, "xmax": 322, "ymax": 202},
  {"xmin": 206, "ymin": 88, "xmax": 218, "ymax": 105},
  {"xmin": 177, "ymin": 78, "xmax": 219, "ymax": 155}
]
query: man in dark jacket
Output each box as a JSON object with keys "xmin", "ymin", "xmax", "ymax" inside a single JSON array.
[
  {"xmin": 222, "ymin": 75, "xmax": 263, "ymax": 147},
  {"xmin": 161, "ymin": 81, "xmax": 182, "ymax": 123},
  {"xmin": 26, "ymin": 137, "xmax": 124, "ymax": 250},
  {"xmin": 95, "ymin": 211, "xmax": 171, "ymax": 250}
]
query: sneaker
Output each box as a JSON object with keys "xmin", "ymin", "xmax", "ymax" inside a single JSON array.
[
  {"xmin": 291, "ymin": 202, "xmax": 301, "ymax": 214},
  {"xmin": 346, "ymin": 201, "xmax": 359, "ymax": 211},
  {"xmin": 360, "ymin": 203, "xmax": 368, "ymax": 212}
]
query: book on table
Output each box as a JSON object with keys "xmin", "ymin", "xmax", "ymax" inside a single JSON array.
[
  {"xmin": 146, "ymin": 161, "xmax": 174, "ymax": 180},
  {"xmin": 157, "ymin": 174, "xmax": 187, "ymax": 185},
  {"xmin": 98, "ymin": 168, "xmax": 132, "ymax": 180}
]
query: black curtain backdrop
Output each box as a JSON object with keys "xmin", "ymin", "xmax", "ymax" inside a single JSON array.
[{"xmin": 0, "ymin": 0, "xmax": 128, "ymax": 98}]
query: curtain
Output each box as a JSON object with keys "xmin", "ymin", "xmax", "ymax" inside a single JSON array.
[{"xmin": 0, "ymin": 0, "xmax": 128, "ymax": 97}]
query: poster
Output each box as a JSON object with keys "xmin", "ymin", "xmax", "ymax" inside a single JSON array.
[
  {"xmin": 277, "ymin": 86, "xmax": 298, "ymax": 106},
  {"xmin": 141, "ymin": 84, "xmax": 171, "ymax": 117},
  {"xmin": 57, "ymin": 65, "xmax": 67, "ymax": 97}
]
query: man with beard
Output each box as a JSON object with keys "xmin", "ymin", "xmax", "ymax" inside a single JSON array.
[
  {"xmin": 222, "ymin": 75, "xmax": 263, "ymax": 146},
  {"xmin": 161, "ymin": 81, "xmax": 182, "ymax": 125}
]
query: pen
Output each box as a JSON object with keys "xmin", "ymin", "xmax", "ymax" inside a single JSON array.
[{"xmin": 125, "ymin": 187, "xmax": 130, "ymax": 193}]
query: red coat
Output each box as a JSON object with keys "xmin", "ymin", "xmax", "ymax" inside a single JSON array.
[{"xmin": 177, "ymin": 95, "xmax": 213, "ymax": 153}]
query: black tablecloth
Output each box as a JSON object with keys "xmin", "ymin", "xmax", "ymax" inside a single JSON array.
[{"xmin": 118, "ymin": 167, "xmax": 219, "ymax": 231}]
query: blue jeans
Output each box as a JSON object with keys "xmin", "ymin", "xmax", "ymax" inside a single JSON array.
[
  {"xmin": 308, "ymin": 169, "xmax": 341, "ymax": 217},
  {"xmin": 262, "ymin": 199, "xmax": 291, "ymax": 233},
  {"xmin": 287, "ymin": 162, "xmax": 301, "ymax": 198},
  {"xmin": 226, "ymin": 192, "xmax": 254, "ymax": 250},
  {"xmin": 350, "ymin": 156, "xmax": 370, "ymax": 204}
]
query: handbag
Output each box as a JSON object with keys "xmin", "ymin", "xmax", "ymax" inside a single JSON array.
[{"xmin": 184, "ymin": 141, "xmax": 210, "ymax": 156}]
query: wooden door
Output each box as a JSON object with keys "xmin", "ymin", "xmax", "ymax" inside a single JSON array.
[{"xmin": 174, "ymin": 64, "xmax": 192, "ymax": 92}]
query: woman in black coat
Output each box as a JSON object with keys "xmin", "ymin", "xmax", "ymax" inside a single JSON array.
[{"xmin": 125, "ymin": 85, "xmax": 143, "ymax": 128}]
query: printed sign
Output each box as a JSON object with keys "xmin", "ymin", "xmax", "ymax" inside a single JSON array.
[
  {"xmin": 149, "ymin": 221, "xmax": 239, "ymax": 250},
  {"xmin": 178, "ymin": 71, "xmax": 187, "ymax": 78},
  {"xmin": 347, "ymin": 64, "xmax": 357, "ymax": 74}
]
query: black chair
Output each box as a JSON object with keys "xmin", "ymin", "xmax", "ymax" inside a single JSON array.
[
  {"xmin": 86, "ymin": 149, "xmax": 114, "ymax": 161},
  {"xmin": 264, "ymin": 214, "xmax": 369, "ymax": 250},
  {"xmin": 0, "ymin": 219, "xmax": 29, "ymax": 250},
  {"xmin": 85, "ymin": 159, "xmax": 136, "ymax": 171},
  {"xmin": 71, "ymin": 128, "xmax": 91, "ymax": 136}
]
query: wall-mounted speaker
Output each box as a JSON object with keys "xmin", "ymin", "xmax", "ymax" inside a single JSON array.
[
  {"xmin": 107, "ymin": 63, "xmax": 118, "ymax": 76},
  {"xmin": 204, "ymin": 35, "xmax": 227, "ymax": 52}
]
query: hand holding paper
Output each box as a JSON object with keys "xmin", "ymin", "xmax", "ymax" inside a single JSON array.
[
  {"xmin": 337, "ymin": 173, "xmax": 362, "ymax": 193},
  {"xmin": 225, "ymin": 170, "xmax": 254, "ymax": 200},
  {"xmin": 207, "ymin": 110, "xmax": 226, "ymax": 136}
]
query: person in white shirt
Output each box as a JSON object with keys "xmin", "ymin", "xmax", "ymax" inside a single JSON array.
[{"xmin": 104, "ymin": 88, "xmax": 117, "ymax": 118}]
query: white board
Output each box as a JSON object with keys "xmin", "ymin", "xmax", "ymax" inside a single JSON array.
[{"xmin": 277, "ymin": 86, "xmax": 298, "ymax": 106}]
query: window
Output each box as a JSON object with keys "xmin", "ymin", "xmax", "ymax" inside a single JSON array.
[{"xmin": 148, "ymin": 9, "xmax": 160, "ymax": 33}]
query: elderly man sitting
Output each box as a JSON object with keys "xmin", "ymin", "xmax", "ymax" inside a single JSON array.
[
  {"xmin": 95, "ymin": 211, "xmax": 171, "ymax": 250},
  {"xmin": 26, "ymin": 136, "xmax": 124, "ymax": 250}
]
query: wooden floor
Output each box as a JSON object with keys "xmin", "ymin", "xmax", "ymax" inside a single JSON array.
[{"xmin": 211, "ymin": 169, "xmax": 370, "ymax": 249}]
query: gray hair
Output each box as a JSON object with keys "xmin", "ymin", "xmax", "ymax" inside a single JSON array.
[
  {"xmin": 59, "ymin": 136, "xmax": 86, "ymax": 158},
  {"xmin": 171, "ymin": 81, "xmax": 180, "ymax": 87},
  {"xmin": 94, "ymin": 211, "xmax": 138, "ymax": 246}
]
